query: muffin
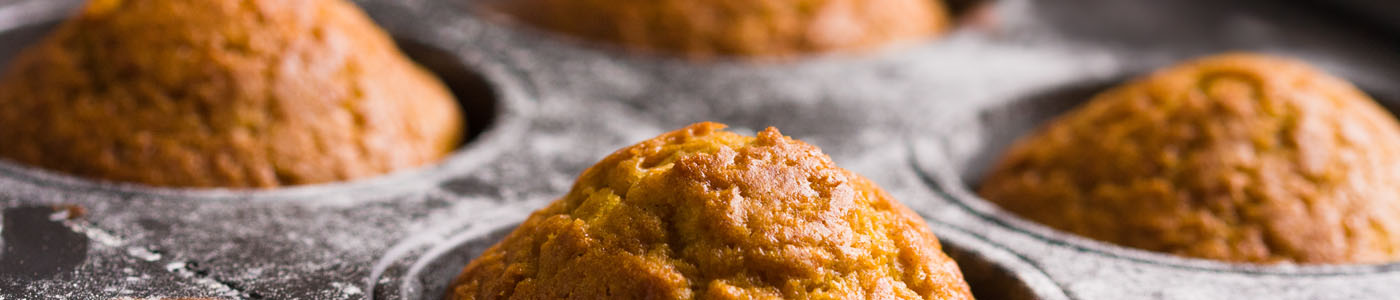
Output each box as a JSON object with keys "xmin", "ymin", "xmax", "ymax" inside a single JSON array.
[
  {"xmin": 0, "ymin": 0, "xmax": 463, "ymax": 188},
  {"xmin": 499, "ymin": 0, "xmax": 950, "ymax": 59},
  {"xmin": 448, "ymin": 122, "xmax": 973, "ymax": 299},
  {"xmin": 979, "ymin": 53, "xmax": 1400, "ymax": 263}
]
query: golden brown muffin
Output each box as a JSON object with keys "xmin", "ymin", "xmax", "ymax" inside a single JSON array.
[
  {"xmin": 979, "ymin": 53, "xmax": 1400, "ymax": 263},
  {"xmin": 0, "ymin": 0, "xmax": 463, "ymax": 188},
  {"xmin": 449, "ymin": 122, "xmax": 973, "ymax": 299},
  {"xmin": 499, "ymin": 0, "xmax": 950, "ymax": 59}
]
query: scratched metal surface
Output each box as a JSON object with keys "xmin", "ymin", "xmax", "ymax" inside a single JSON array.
[{"xmin": 1, "ymin": 0, "xmax": 1399, "ymax": 299}]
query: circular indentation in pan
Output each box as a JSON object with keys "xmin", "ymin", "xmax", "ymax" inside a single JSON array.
[
  {"xmin": 391, "ymin": 223, "xmax": 516, "ymax": 300},
  {"xmin": 0, "ymin": 2, "xmax": 532, "ymax": 201},
  {"xmin": 912, "ymin": 78, "xmax": 1400, "ymax": 275},
  {"xmin": 935, "ymin": 223, "xmax": 1069, "ymax": 300},
  {"xmin": 376, "ymin": 216, "xmax": 1068, "ymax": 300},
  {"xmin": 395, "ymin": 38, "xmax": 514, "ymax": 153}
]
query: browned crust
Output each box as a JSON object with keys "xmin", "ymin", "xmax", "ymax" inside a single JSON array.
[
  {"xmin": 0, "ymin": 0, "xmax": 463, "ymax": 188},
  {"xmin": 979, "ymin": 53, "xmax": 1400, "ymax": 263},
  {"xmin": 448, "ymin": 122, "xmax": 973, "ymax": 299},
  {"xmin": 500, "ymin": 0, "xmax": 950, "ymax": 59}
]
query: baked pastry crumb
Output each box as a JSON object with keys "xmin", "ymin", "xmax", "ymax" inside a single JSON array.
[
  {"xmin": 0, "ymin": 0, "xmax": 463, "ymax": 188},
  {"xmin": 449, "ymin": 122, "xmax": 973, "ymax": 299},
  {"xmin": 499, "ymin": 0, "xmax": 950, "ymax": 59}
]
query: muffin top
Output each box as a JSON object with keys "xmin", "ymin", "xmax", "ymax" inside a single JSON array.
[
  {"xmin": 979, "ymin": 53, "xmax": 1400, "ymax": 263},
  {"xmin": 449, "ymin": 122, "xmax": 973, "ymax": 299},
  {"xmin": 500, "ymin": 0, "xmax": 949, "ymax": 59},
  {"xmin": 0, "ymin": 0, "xmax": 463, "ymax": 187}
]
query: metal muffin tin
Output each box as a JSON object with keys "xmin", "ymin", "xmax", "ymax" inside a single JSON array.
[{"xmin": 3, "ymin": 0, "xmax": 1400, "ymax": 298}]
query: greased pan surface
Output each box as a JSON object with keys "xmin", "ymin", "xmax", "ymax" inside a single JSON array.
[{"xmin": 2, "ymin": 0, "xmax": 1400, "ymax": 299}]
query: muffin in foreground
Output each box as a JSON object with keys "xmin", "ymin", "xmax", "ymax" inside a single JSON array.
[
  {"xmin": 0, "ymin": 0, "xmax": 463, "ymax": 188},
  {"xmin": 448, "ymin": 122, "xmax": 973, "ymax": 299},
  {"xmin": 499, "ymin": 0, "xmax": 949, "ymax": 59},
  {"xmin": 979, "ymin": 53, "xmax": 1400, "ymax": 263}
]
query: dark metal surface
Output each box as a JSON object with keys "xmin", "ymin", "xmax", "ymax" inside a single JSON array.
[
  {"xmin": 1310, "ymin": 0, "xmax": 1400, "ymax": 37},
  {"xmin": 1, "ymin": 0, "xmax": 1399, "ymax": 299}
]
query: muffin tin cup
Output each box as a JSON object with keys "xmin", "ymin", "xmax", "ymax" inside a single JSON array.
[
  {"xmin": 908, "ymin": 76, "xmax": 1400, "ymax": 298},
  {"xmin": 927, "ymin": 222, "xmax": 1069, "ymax": 300},
  {"xmin": 6, "ymin": 0, "xmax": 1400, "ymax": 298},
  {"xmin": 0, "ymin": 0, "xmax": 534, "ymax": 203},
  {"xmin": 368, "ymin": 205, "xmax": 533, "ymax": 300},
  {"xmin": 367, "ymin": 203, "xmax": 1069, "ymax": 300}
]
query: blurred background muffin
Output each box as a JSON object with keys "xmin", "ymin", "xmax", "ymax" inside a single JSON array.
[
  {"xmin": 497, "ymin": 0, "xmax": 951, "ymax": 59},
  {"xmin": 449, "ymin": 122, "xmax": 973, "ymax": 299},
  {"xmin": 978, "ymin": 53, "xmax": 1400, "ymax": 263},
  {"xmin": 0, "ymin": 0, "xmax": 464, "ymax": 188}
]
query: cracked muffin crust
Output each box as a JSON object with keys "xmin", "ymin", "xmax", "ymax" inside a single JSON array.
[
  {"xmin": 499, "ymin": 0, "xmax": 949, "ymax": 59},
  {"xmin": 0, "ymin": 0, "xmax": 463, "ymax": 188},
  {"xmin": 979, "ymin": 53, "xmax": 1400, "ymax": 263},
  {"xmin": 448, "ymin": 122, "xmax": 973, "ymax": 299}
]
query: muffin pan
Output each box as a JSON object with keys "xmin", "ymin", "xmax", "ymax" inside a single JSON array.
[{"xmin": 3, "ymin": 0, "xmax": 1400, "ymax": 298}]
